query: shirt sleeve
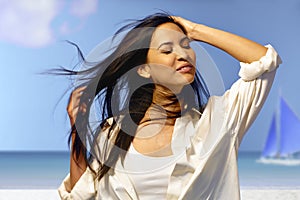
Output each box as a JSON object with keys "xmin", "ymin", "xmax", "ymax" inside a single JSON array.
[
  {"xmin": 58, "ymin": 166, "xmax": 97, "ymax": 200},
  {"xmin": 222, "ymin": 44, "xmax": 282, "ymax": 144}
]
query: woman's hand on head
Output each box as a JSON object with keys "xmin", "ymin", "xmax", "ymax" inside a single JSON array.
[
  {"xmin": 67, "ymin": 86, "xmax": 87, "ymax": 127},
  {"xmin": 172, "ymin": 16, "xmax": 202, "ymax": 40},
  {"xmin": 173, "ymin": 16, "xmax": 267, "ymax": 63}
]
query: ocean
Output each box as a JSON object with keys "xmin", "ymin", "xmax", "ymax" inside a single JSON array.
[{"xmin": 0, "ymin": 151, "xmax": 299, "ymax": 189}]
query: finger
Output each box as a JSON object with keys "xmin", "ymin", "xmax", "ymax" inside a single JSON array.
[
  {"xmin": 67, "ymin": 103, "xmax": 80, "ymax": 114},
  {"xmin": 68, "ymin": 91, "xmax": 82, "ymax": 104},
  {"xmin": 171, "ymin": 16, "xmax": 181, "ymax": 23},
  {"xmin": 73, "ymin": 86, "xmax": 87, "ymax": 94},
  {"xmin": 79, "ymin": 106, "xmax": 87, "ymax": 114},
  {"xmin": 67, "ymin": 98, "xmax": 80, "ymax": 107},
  {"xmin": 68, "ymin": 101, "xmax": 87, "ymax": 116},
  {"xmin": 81, "ymin": 103, "xmax": 87, "ymax": 110},
  {"xmin": 68, "ymin": 95, "xmax": 81, "ymax": 108},
  {"xmin": 71, "ymin": 93, "xmax": 83, "ymax": 102},
  {"xmin": 71, "ymin": 89, "xmax": 85, "ymax": 99},
  {"xmin": 171, "ymin": 16, "xmax": 180, "ymax": 20},
  {"xmin": 70, "ymin": 107, "xmax": 79, "ymax": 116},
  {"xmin": 79, "ymin": 103, "xmax": 87, "ymax": 113},
  {"xmin": 71, "ymin": 87, "xmax": 89, "ymax": 103},
  {"xmin": 69, "ymin": 107, "xmax": 79, "ymax": 125}
]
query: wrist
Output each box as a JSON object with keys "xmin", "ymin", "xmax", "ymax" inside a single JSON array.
[{"xmin": 189, "ymin": 24, "xmax": 207, "ymax": 42}]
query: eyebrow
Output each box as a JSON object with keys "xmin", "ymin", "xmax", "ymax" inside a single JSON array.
[
  {"xmin": 157, "ymin": 36, "xmax": 191, "ymax": 49},
  {"xmin": 157, "ymin": 42, "xmax": 173, "ymax": 49}
]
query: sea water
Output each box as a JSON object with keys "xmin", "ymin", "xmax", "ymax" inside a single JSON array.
[
  {"xmin": 238, "ymin": 152, "xmax": 300, "ymax": 189},
  {"xmin": 0, "ymin": 151, "xmax": 299, "ymax": 189},
  {"xmin": 0, "ymin": 151, "xmax": 69, "ymax": 189}
]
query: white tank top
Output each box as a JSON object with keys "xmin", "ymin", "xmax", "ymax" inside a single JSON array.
[
  {"xmin": 123, "ymin": 143, "xmax": 177, "ymax": 199},
  {"xmin": 123, "ymin": 115, "xmax": 196, "ymax": 199}
]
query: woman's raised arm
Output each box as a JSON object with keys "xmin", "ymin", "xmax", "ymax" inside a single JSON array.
[
  {"xmin": 67, "ymin": 86, "xmax": 88, "ymax": 190},
  {"xmin": 173, "ymin": 16, "xmax": 267, "ymax": 63}
]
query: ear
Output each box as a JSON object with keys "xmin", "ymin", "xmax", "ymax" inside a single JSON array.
[{"xmin": 137, "ymin": 64, "xmax": 151, "ymax": 78}]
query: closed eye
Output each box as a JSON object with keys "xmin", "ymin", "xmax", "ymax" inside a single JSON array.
[
  {"xmin": 158, "ymin": 42, "xmax": 173, "ymax": 54},
  {"xmin": 161, "ymin": 49, "xmax": 172, "ymax": 54},
  {"xmin": 180, "ymin": 37, "xmax": 191, "ymax": 49}
]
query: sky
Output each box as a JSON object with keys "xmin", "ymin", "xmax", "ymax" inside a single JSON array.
[{"xmin": 0, "ymin": 0, "xmax": 299, "ymax": 152}]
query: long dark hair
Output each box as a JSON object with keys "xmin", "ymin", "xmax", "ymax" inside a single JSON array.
[{"xmin": 58, "ymin": 13, "xmax": 210, "ymax": 180}]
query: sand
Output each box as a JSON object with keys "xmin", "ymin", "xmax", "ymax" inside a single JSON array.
[
  {"xmin": 0, "ymin": 190, "xmax": 59, "ymax": 200},
  {"xmin": 0, "ymin": 189, "xmax": 300, "ymax": 200},
  {"xmin": 241, "ymin": 189, "xmax": 300, "ymax": 200}
]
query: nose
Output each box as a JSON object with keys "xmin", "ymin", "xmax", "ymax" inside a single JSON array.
[{"xmin": 175, "ymin": 47, "xmax": 189, "ymax": 61}]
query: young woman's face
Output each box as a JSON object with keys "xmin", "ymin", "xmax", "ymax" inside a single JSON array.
[{"xmin": 146, "ymin": 22, "xmax": 196, "ymax": 91}]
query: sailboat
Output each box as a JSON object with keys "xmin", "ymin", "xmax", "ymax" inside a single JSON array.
[{"xmin": 257, "ymin": 97, "xmax": 300, "ymax": 166}]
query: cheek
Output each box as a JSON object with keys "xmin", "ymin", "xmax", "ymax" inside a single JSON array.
[
  {"xmin": 189, "ymin": 50, "xmax": 196, "ymax": 65},
  {"xmin": 160, "ymin": 56, "xmax": 176, "ymax": 67},
  {"xmin": 147, "ymin": 53, "xmax": 176, "ymax": 68},
  {"xmin": 148, "ymin": 64, "xmax": 176, "ymax": 84}
]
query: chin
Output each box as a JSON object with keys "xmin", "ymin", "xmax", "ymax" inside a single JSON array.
[{"xmin": 182, "ymin": 76, "xmax": 195, "ymax": 85}]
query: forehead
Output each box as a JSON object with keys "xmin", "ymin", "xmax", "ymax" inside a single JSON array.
[{"xmin": 150, "ymin": 23, "xmax": 186, "ymax": 47}]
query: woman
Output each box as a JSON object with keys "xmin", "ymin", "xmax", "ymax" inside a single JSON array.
[{"xmin": 58, "ymin": 13, "xmax": 281, "ymax": 199}]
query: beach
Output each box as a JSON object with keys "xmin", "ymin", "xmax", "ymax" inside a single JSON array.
[
  {"xmin": 0, "ymin": 189, "xmax": 300, "ymax": 200},
  {"xmin": 241, "ymin": 189, "xmax": 300, "ymax": 200},
  {"xmin": 1, "ymin": 151, "xmax": 299, "ymax": 200}
]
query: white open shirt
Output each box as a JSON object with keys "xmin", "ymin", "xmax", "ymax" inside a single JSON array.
[{"xmin": 58, "ymin": 45, "xmax": 282, "ymax": 200}]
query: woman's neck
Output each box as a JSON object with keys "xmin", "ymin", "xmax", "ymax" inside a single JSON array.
[
  {"xmin": 153, "ymin": 91, "xmax": 180, "ymax": 113},
  {"xmin": 145, "ymin": 85, "xmax": 185, "ymax": 123}
]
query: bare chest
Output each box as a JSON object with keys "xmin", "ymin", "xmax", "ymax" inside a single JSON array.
[{"xmin": 132, "ymin": 124, "xmax": 174, "ymax": 157}]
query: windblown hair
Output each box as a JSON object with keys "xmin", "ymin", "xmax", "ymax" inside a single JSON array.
[{"xmin": 57, "ymin": 13, "xmax": 210, "ymax": 180}]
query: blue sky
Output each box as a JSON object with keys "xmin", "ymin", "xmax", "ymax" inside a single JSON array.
[{"xmin": 0, "ymin": 0, "xmax": 299, "ymax": 152}]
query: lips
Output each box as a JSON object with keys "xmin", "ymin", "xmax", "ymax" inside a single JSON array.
[{"xmin": 176, "ymin": 64, "xmax": 193, "ymax": 73}]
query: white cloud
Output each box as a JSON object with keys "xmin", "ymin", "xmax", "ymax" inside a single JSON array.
[
  {"xmin": 0, "ymin": 0, "xmax": 61, "ymax": 47},
  {"xmin": 0, "ymin": 0, "xmax": 99, "ymax": 48},
  {"xmin": 59, "ymin": 21, "xmax": 71, "ymax": 35},
  {"xmin": 58, "ymin": 0, "xmax": 98, "ymax": 35},
  {"xmin": 70, "ymin": 0, "xmax": 98, "ymax": 18}
]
